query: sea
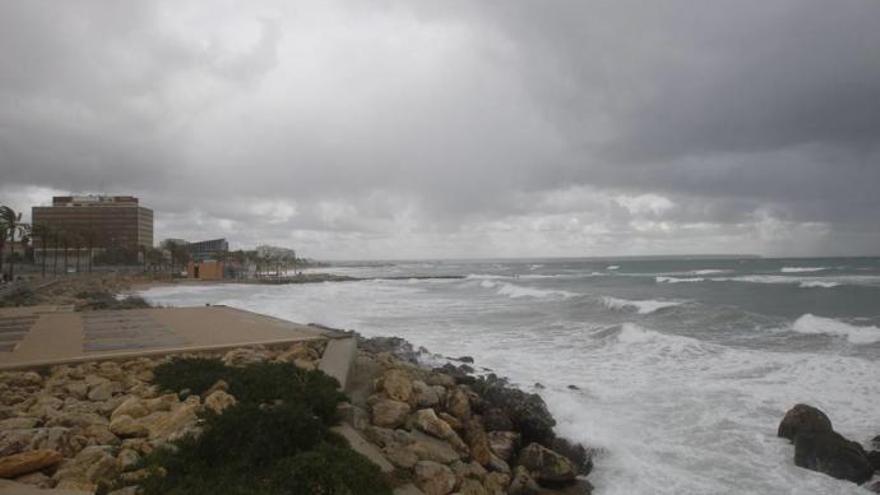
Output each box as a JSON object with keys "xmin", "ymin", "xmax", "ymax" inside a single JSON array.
[{"xmin": 139, "ymin": 257, "xmax": 880, "ymax": 494}]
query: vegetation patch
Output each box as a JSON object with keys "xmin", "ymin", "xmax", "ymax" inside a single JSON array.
[
  {"xmin": 75, "ymin": 290, "xmax": 152, "ymax": 311},
  {"xmin": 132, "ymin": 358, "xmax": 391, "ymax": 495},
  {"xmin": 0, "ymin": 285, "xmax": 37, "ymax": 307}
]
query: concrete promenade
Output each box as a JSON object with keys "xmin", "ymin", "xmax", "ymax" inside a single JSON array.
[{"xmin": 0, "ymin": 305, "xmax": 333, "ymax": 370}]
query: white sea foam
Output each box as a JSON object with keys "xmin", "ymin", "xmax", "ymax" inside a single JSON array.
[
  {"xmin": 606, "ymin": 265, "xmax": 620, "ymax": 270},
  {"xmin": 479, "ymin": 280, "xmax": 497, "ymax": 289},
  {"xmin": 792, "ymin": 314, "xmax": 880, "ymax": 344},
  {"xmin": 799, "ymin": 281, "xmax": 840, "ymax": 288},
  {"xmin": 781, "ymin": 266, "xmax": 827, "ymax": 273},
  {"xmin": 138, "ymin": 276, "xmax": 879, "ymax": 495},
  {"xmin": 495, "ymin": 282, "xmax": 577, "ymax": 299},
  {"xmin": 656, "ymin": 276, "xmax": 705, "ymax": 283},
  {"xmin": 690, "ymin": 269, "xmax": 730, "ymax": 275},
  {"xmin": 602, "ymin": 296, "xmax": 683, "ymax": 314}
]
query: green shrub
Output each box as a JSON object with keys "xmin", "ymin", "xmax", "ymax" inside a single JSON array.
[
  {"xmin": 137, "ymin": 358, "xmax": 390, "ymax": 495},
  {"xmin": 273, "ymin": 443, "xmax": 393, "ymax": 495},
  {"xmin": 153, "ymin": 358, "xmax": 346, "ymax": 425},
  {"xmin": 75, "ymin": 290, "xmax": 152, "ymax": 311},
  {"xmin": 152, "ymin": 357, "xmax": 228, "ymax": 396}
]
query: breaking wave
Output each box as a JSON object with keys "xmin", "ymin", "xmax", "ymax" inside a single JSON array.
[
  {"xmin": 602, "ymin": 296, "xmax": 684, "ymax": 314},
  {"xmin": 781, "ymin": 266, "xmax": 827, "ymax": 273},
  {"xmin": 791, "ymin": 314, "xmax": 880, "ymax": 344}
]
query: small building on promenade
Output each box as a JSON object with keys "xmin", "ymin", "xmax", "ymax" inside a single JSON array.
[{"xmin": 187, "ymin": 260, "xmax": 225, "ymax": 280}]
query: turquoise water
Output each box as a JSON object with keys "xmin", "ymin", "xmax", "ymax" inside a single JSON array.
[{"xmin": 141, "ymin": 257, "xmax": 880, "ymax": 494}]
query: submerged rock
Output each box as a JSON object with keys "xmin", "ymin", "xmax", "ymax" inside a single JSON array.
[
  {"xmin": 777, "ymin": 404, "xmax": 832, "ymax": 441},
  {"xmin": 779, "ymin": 404, "xmax": 874, "ymax": 485},
  {"xmin": 793, "ymin": 431, "xmax": 873, "ymax": 485},
  {"xmin": 516, "ymin": 442, "xmax": 577, "ymax": 486}
]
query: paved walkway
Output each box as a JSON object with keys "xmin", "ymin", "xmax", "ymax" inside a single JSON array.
[{"xmin": 0, "ymin": 305, "xmax": 330, "ymax": 370}]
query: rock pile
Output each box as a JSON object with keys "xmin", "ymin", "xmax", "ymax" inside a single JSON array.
[
  {"xmin": 778, "ymin": 403, "xmax": 877, "ymax": 487},
  {"xmin": 351, "ymin": 339, "xmax": 593, "ymax": 495},
  {"xmin": 0, "ymin": 340, "xmax": 326, "ymax": 493}
]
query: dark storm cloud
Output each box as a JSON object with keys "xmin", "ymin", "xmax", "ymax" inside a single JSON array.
[{"xmin": 0, "ymin": 0, "xmax": 878, "ymax": 257}]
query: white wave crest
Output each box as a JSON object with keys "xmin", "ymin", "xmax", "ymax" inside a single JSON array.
[
  {"xmin": 792, "ymin": 314, "xmax": 880, "ymax": 344},
  {"xmin": 799, "ymin": 281, "xmax": 840, "ymax": 288},
  {"xmin": 781, "ymin": 267, "xmax": 827, "ymax": 273},
  {"xmin": 479, "ymin": 280, "xmax": 497, "ymax": 289},
  {"xmin": 496, "ymin": 283, "xmax": 577, "ymax": 299},
  {"xmin": 602, "ymin": 296, "xmax": 683, "ymax": 314},
  {"xmin": 606, "ymin": 265, "xmax": 620, "ymax": 270},
  {"xmin": 656, "ymin": 276, "xmax": 705, "ymax": 284},
  {"xmin": 691, "ymin": 269, "xmax": 730, "ymax": 275}
]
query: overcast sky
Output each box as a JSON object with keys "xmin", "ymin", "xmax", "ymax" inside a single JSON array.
[{"xmin": 1, "ymin": 1, "xmax": 878, "ymax": 259}]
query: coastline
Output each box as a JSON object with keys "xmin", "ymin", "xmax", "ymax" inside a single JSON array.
[{"xmin": 0, "ymin": 275, "xmax": 596, "ymax": 494}]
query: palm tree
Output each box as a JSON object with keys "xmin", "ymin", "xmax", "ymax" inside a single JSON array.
[
  {"xmin": 51, "ymin": 227, "xmax": 60, "ymax": 276},
  {"xmin": 70, "ymin": 232, "xmax": 82, "ymax": 274},
  {"xmin": 0, "ymin": 206, "xmax": 30, "ymax": 281},
  {"xmin": 0, "ymin": 222, "xmax": 7, "ymax": 278},
  {"xmin": 31, "ymin": 223, "xmax": 51, "ymax": 278}
]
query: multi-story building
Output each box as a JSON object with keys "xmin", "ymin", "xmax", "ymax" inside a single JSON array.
[
  {"xmin": 187, "ymin": 238, "xmax": 229, "ymax": 261},
  {"xmin": 31, "ymin": 195, "xmax": 154, "ymax": 263}
]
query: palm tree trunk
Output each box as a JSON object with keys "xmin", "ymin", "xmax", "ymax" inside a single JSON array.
[
  {"xmin": 8, "ymin": 230, "xmax": 15, "ymax": 280},
  {"xmin": 52, "ymin": 236, "xmax": 58, "ymax": 275},
  {"xmin": 41, "ymin": 237, "xmax": 47, "ymax": 277}
]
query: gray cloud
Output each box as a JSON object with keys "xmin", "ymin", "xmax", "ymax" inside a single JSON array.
[{"xmin": 1, "ymin": 0, "xmax": 878, "ymax": 258}]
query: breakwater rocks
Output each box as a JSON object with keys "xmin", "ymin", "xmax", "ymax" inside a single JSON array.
[
  {"xmin": 0, "ymin": 341, "xmax": 325, "ymax": 493},
  {"xmin": 778, "ymin": 404, "xmax": 879, "ymax": 489},
  {"xmin": 352, "ymin": 334, "xmax": 594, "ymax": 494}
]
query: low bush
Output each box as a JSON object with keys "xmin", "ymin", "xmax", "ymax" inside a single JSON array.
[
  {"xmin": 153, "ymin": 358, "xmax": 346, "ymax": 425},
  {"xmin": 135, "ymin": 357, "xmax": 389, "ymax": 495},
  {"xmin": 75, "ymin": 290, "xmax": 152, "ymax": 311}
]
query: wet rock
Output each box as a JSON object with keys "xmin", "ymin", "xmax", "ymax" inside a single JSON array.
[
  {"xmin": 567, "ymin": 384, "xmax": 580, "ymax": 391},
  {"xmin": 414, "ymin": 460, "xmax": 456, "ymax": 495},
  {"xmin": 426, "ymin": 373, "xmax": 456, "ymax": 388},
  {"xmin": 516, "ymin": 443, "xmax": 577, "ymax": 486},
  {"xmin": 551, "ymin": 437, "xmax": 593, "ymax": 476},
  {"xmin": 0, "ymin": 449, "xmax": 63, "ymax": 478},
  {"xmin": 433, "ymin": 363, "xmax": 476, "ymax": 385},
  {"xmin": 793, "ymin": 431, "xmax": 873, "ymax": 485},
  {"xmin": 483, "ymin": 408, "xmax": 514, "ymax": 432},
  {"xmin": 508, "ymin": 465, "xmax": 540, "ymax": 495},
  {"xmin": 778, "ymin": 404, "xmax": 833, "ymax": 441},
  {"xmin": 867, "ymin": 450, "xmax": 880, "ymax": 471},
  {"xmin": 358, "ymin": 336, "xmax": 423, "ymax": 364},
  {"xmin": 488, "ymin": 431, "xmax": 519, "ymax": 461},
  {"xmin": 472, "ymin": 376, "xmax": 556, "ymax": 445},
  {"xmin": 371, "ymin": 399, "xmax": 411, "ymax": 429}
]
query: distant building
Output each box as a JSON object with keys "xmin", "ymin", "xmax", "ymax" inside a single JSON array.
[
  {"xmin": 31, "ymin": 195, "xmax": 154, "ymax": 263},
  {"xmin": 187, "ymin": 260, "xmax": 225, "ymax": 280},
  {"xmin": 187, "ymin": 238, "xmax": 228, "ymax": 262}
]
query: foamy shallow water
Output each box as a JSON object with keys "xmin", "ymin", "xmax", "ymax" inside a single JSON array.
[{"xmin": 141, "ymin": 257, "xmax": 880, "ymax": 494}]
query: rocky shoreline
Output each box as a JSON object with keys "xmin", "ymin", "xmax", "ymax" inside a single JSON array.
[
  {"xmin": 348, "ymin": 334, "xmax": 594, "ymax": 494},
  {"xmin": 0, "ymin": 320, "xmax": 593, "ymax": 494}
]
